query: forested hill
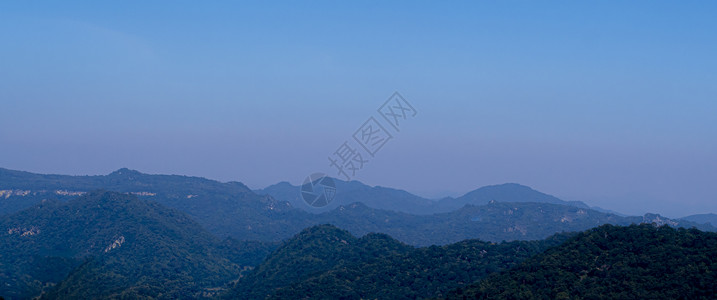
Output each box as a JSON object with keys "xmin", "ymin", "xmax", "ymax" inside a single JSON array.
[
  {"xmin": 446, "ymin": 224, "xmax": 717, "ymax": 299},
  {"xmin": 3, "ymin": 189, "xmax": 716, "ymax": 299},
  {"xmin": 0, "ymin": 191, "xmax": 276, "ymax": 299},
  {"xmin": 223, "ymin": 224, "xmax": 573, "ymax": 299}
]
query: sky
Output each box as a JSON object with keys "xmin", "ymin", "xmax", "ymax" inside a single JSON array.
[{"xmin": 1, "ymin": 1, "xmax": 715, "ymax": 218}]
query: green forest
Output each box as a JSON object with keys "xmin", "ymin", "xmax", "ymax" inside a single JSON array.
[
  {"xmin": 448, "ymin": 224, "xmax": 717, "ymax": 299},
  {"xmin": 1, "ymin": 172, "xmax": 716, "ymax": 299}
]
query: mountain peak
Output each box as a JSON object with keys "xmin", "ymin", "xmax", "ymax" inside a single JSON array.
[
  {"xmin": 108, "ymin": 168, "xmax": 142, "ymax": 177},
  {"xmin": 453, "ymin": 183, "xmax": 589, "ymax": 209}
]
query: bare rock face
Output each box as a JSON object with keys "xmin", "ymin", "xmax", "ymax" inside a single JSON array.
[{"xmin": 104, "ymin": 236, "xmax": 125, "ymax": 253}]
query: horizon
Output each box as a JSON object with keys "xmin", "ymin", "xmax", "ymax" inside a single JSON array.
[
  {"xmin": 2, "ymin": 1, "xmax": 716, "ymax": 218},
  {"xmin": 1, "ymin": 165, "xmax": 709, "ymax": 219}
]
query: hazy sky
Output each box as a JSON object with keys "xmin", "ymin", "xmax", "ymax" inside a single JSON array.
[{"xmin": 1, "ymin": 1, "xmax": 715, "ymax": 218}]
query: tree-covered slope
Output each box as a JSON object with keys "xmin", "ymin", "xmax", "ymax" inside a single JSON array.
[
  {"xmin": 447, "ymin": 224, "xmax": 717, "ymax": 300},
  {"xmin": 223, "ymin": 224, "xmax": 573, "ymax": 300},
  {"xmin": 0, "ymin": 191, "xmax": 275, "ymax": 299}
]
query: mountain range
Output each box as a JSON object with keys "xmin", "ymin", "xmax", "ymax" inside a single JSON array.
[
  {"xmin": 255, "ymin": 180, "xmax": 594, "ymax": 215},
  {"xmin": 1, "ymin": 167, "xmax": 716, "ymax": 299},
  {"xmin": 1, "ymin": 168, "xmax": 712, "ymax": 246}
]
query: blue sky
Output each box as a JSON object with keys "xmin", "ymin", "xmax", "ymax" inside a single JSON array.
[{"xmin": 1, "ymin": 1, "xmax": 715, "ymax": 217}]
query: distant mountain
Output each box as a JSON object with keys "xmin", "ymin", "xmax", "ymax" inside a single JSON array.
[
  {"xmin": 256, "ymin": 179, "xmax": 434, "ymax": 214},
  {"xmin": 437, "ymin": 183, "xmax": 590, "ymax": 211},
  {"xmin": 0, "ymin": 167, "xmax": 257, "ymax": 215},
  {"xmin": 1, "ymin": 168, "xmax": 711, "ymax": 246},
  {"xmin": 0, "ymin": 167, "xmax": 309, "ymax": 242},
  {"xmin": 0, "ymin": 167, "xmax": 254, "ymax": 195},
  {"xmin": 312, "ymin": 201, "xmax": 714, "ymax": 246},
  {"xmin": 257, "ymin": 180, "xmax": 593, "ymax": 215},
  {"xmin": 447, "ymin": 224, "xmax": 717, "ymax": 299},
  {"xmin": 681, "ymin": 213, "xmax": 717, "ymax": 226},
  {"xmin": 223, "ymin": 224, "xmax": 572, "ymax": 300},
  {"xmin": 0, "ymin": 191, "xmax": 275, "ymax": 299}
]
